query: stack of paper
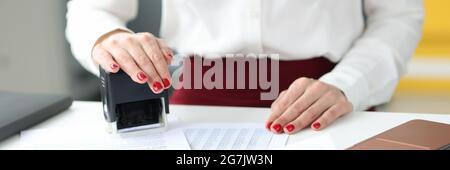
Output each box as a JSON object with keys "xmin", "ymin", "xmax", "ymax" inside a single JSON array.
[{"xmin": 18, "ymin": 122, "xmax": 288, "ymax": 150}]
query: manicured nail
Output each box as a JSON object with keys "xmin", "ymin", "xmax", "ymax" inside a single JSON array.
[
  {"xmin": 285, "ymin": 124, "xmax": 295, "ymax": 133},
  {"xmin": 167, "ymin": 52, "xmax": 173, "ymax": 59},
  {"xmin": 312, "ymin": 122, "xmax": 321, "ymax": 129},
  {"xmin": 162, "ymin": 78, "xmax": 171, "ymax": 88},
  {"xmin": 272, "ymin": 124, "xmax": 282, "ymax": 132},
  {"xmin": 152, "ymin": 82, "xmax": 163, "ymax": 93},
  {"xmin": 137, "ymin": 72, "xmax": 147, "ymax": 81},
  {"xmin": 266, "ymin": 122, "xmax": 273, "ymax": 129},
  {"xmin": 110, "ymin": 63, "xmax": 118, "ymax": 69}
]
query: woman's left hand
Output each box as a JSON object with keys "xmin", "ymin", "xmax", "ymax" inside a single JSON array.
[{"xmin": 266, "ymin": 77, "xmax": 353, "ymax": 134}]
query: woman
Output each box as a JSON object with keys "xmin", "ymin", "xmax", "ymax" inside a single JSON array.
[{"xmin": 66, "ymin": 0, "xmax": 424, "ymax": 134}]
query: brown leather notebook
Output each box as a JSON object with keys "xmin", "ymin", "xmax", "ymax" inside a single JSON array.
[{"xmin": 348, "ymin": 119, "xmax": 450, "ymax": 150}]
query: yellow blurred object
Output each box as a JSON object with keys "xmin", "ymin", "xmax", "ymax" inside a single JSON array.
[
  {"xmin": 396, "ymin": 78, "xmax": 450, "ymax": 96},
  {"xmin": 415, "ymin": 0, "xmax": 450, "ymax": 57},
  {"xmin": 397, "ymin": 1, "xmax": 450, "ymax": 97}
]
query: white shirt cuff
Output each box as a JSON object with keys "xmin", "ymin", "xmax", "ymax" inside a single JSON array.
[{"xmin": 319, "ymin": 67, "xmax": 370, "ymax": 111}]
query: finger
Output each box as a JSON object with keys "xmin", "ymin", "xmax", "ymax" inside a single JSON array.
[
  {"xmin": 271, "ymin": 90, "xmax": 287, "ymax": 110},
  {"xmin": 156, "ymin": 38, "xmax": 173, "ymax": 64},
  {"xmin": 119, "ymin": 36, "xmax": 164, "ymax": 93},
  {"xmin": 268, "ymin": 78, "xmax": 312, "ymax": 126},
  {"xmin": 270, "ymin": 81, "xmax": 327, "ymax": 133},
  {"xmin": 283, "ymin": 91, "xmax": 337, "ymax": 134},
  {"xmin": 102, "ymin": 40, "xmax": 148, "ymax": 84},
  {"xmin": 273, "ymin": 78, "xmax": 311, "ymax": 112},
  {"xmin": 265, "ymin": 90, "xmax": 287, "ymax": 130},
  {"xmin": 92, "ymin": 44, "xmax": 120, "ymax": 73},
  {"xmin": 268, "ymin": 90, "xmax": 287, "ymax": 121},
  {"xmin": 137, "ymin": 33, "xmax": 172, "ymax": 89},
  {"xmin": 312, "ymin": 100, "xmax": 352, "ymax": 131},
  {"xmin": 267, "ymin": 78, "xmax": 312, "ymax": 132}
]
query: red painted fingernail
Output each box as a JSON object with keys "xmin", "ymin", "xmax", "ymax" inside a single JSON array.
[
  {"xmin": 285, "ymin": 124, "xmax": 295, "ymax": 132},
  {"xmin": 266, "ymin": 122, "xmax": 273, "ymax": 129},
  {"xmin": 312, "ymin": 122, "xmax": 321, "ymax": 129},
  {"xmin": 110, "ymin": 63, "xmax": 118, "ymax": 69},
  {"xmin": 167, "ymin": 52, "xmax": 173, "ymax": 59},
  {"xmin": 137, "ymin": 72, "xmax": 147, "ymax": 81},
  {"xmin": 152, "ymin": 82, "xmax": 163, "ymax": 93},
  {"xmin": 162, "ymin": 78, "xmax": 171, "ymax": 88},
  {"xmin": 272, "ymin": 124, "xmax": 282, "ymax": 132}
]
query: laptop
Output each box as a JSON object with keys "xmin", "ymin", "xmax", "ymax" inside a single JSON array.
[{"xmin": 0, "ymin": 91, "xmax": 73, "ymax": 141}]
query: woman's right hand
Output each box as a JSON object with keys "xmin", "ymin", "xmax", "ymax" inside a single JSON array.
[{"xmin": 92, "ymin": 30, "xmax": 173, "ymax": 93}]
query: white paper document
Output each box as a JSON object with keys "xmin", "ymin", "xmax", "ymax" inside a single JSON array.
[
  {"xmin": 183, "ymin": 123, "xmax": 288, "ymax": 150},
  {"xmin": 19, "ymin": 128, "xmax": 190, "ymax": 150},
  {"xmin": 19, "ymin": 122, "xmax": 288, "ymax": 150},
  {"xmin": 284, "ymin": 133, "xmax": 338, "ymax": 150}
]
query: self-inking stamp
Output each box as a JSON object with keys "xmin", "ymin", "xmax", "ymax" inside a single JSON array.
[{"xmin": 99, "ymin": 68, "xmax": 169, "ymax": 133}]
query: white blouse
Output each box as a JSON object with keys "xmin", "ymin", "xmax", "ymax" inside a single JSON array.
[{"xmin": 66, "ymin": 0, "xmax": 424, "ymax": 111}]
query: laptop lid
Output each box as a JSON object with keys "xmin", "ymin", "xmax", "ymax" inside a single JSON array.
[{"xmin": 0, "ymin": 91, "xmax": 73, "ymax": 141}]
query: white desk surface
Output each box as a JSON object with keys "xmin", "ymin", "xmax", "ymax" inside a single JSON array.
[{"xmin": 1, "ymin": 101, "xmax": 450, "ymax": 150}]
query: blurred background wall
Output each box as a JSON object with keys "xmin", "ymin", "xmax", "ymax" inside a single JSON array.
[
  {"xmin": 0, "ymin": 0, "xmax": 448, "ymax": 113},
  {"xmin": 384, "ymin": 0, "xmax": 450, "ymax": 113},
  {"xmin": 0, "ymin": 0, "xmax": 161, "ymax": 101}
]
